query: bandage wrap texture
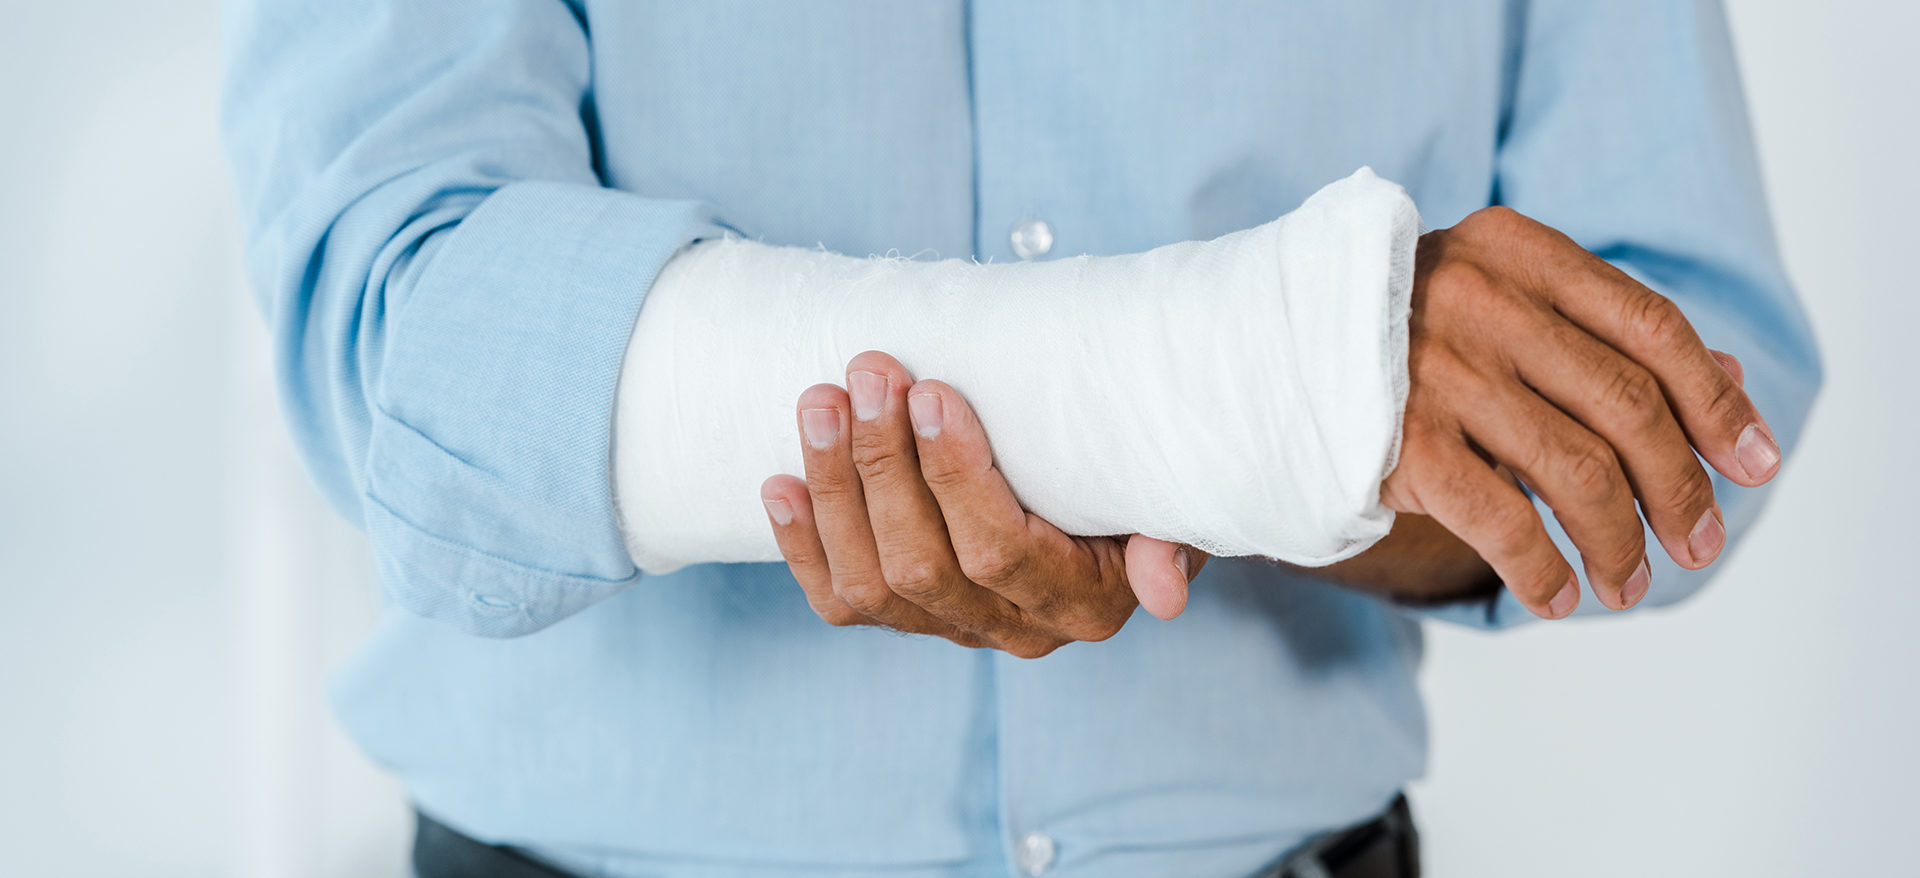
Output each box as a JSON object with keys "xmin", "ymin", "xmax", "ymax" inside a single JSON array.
[{"xmin": 615, "ymin": 169, "xmax": 1422, "ymax": 573}]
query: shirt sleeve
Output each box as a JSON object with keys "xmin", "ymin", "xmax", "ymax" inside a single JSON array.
[
  {"xmin": 221, "ymin": 0, "xmax": 730, "ymax": 637},
  {"xmin": 1413, "ymin": 0, "xmax": 1823, "ymax": 630}
]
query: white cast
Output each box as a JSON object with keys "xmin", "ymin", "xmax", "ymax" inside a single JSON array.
[{"xmin": 614, "ymin": 168, "xmax": 1422, "ymax": 574}]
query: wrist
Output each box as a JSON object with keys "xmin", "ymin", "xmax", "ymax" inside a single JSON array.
[{"xmin": 1280, "ymin": 512, "xmax": 1497, "ymax": 603}]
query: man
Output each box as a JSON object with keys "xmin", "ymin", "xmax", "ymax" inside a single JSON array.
[{"xmin": 221, "ymin": 2, "xmax": 1820, "ymax": 876}]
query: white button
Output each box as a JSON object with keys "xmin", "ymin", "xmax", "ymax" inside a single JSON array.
[
  {"xmin": 1016, "ymin": 831, "xmax": 1056, "ymax": 876},
  {"xmin": 1009, "ymin": 218, "xmax": 1054, "ymax": 259}
]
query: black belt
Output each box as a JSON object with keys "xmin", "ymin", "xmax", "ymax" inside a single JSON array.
[
  {"xmin": 413, "ymin": 810, "xmax": 572, "ymax": 878},
  {"xmin": 414, "ymin": 794, "xmax": 1418, "ymax": 878},
  {"xmin": 1258, "ymin": 795, "xmax": 1421, "ymax": 878}
]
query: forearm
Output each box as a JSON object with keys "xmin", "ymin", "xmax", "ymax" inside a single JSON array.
[{"xmin": 614, "ymin": 170, "xmax": 1423, "ymax": 574}]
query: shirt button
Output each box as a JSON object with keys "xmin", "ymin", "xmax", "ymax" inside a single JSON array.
[
  {"xmin": 471, "ymin": 593, "xmax": 518, "ymax": 610},
  {"xmin": 1015, "ymin": 831, "xmax": 1056, "ymax": 876},
  {"xmin": 1009, "ymin": 218, "xmax": 1054, "ymax": 260}
]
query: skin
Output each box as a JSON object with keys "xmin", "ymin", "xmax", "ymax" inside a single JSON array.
[
  {"xmin": 1381, "ymin": 207, "xmax": 1775, "ymax": 619},
  {"xmin": 759, "ymin": 350, "xmax": 1201, "ymax": 658},
  {"xmin": 761, "ymin": 206, "xmax": 1779, "ymax": 654}
]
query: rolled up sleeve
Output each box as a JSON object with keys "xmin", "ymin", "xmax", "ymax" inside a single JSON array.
[{"xmin": 221, "ymin": 0, "xmax": 727, "ymax": 636}]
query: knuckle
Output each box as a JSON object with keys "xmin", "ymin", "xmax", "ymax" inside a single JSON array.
[
  {"xmin": 961, "ymin": 544, "xmax": 1029, "ymax": 587},
  {"xmin": 917, "ymin": 453, "xmax": 973, "ymax": 492},
  {"xmin": 833, "ymin": 580, "xmax": 893, "ymax": 616},
  {"xmin": 1407, "ymin": 337, "xmax": 1465, "ymax": 381},
  {"xmin": 1601, "ymin": 530, "xmax": 1647, "ymax": 574},
  {"xmin": 1407, "ymin": 347, "xmax": 1491, "ymax": 407},
  {"xmin": 1625, "ymin": 293, "xmax": 1690, "ymax": 348},
  {"xmin": 1458, "ymin": 205, "xmax": 1525, "ymax": 238},
  {"xmin": 1480, "ymin": 498, "xmax": 1542, "ymax": 560},
  {"xmin": 884, "ymin": 560, "xmax": 947, "ymax": 600},
  {"xmin": 805, "ymin": 468, "xmax": 861, "ymax": 503},
  {"xmin": 1563, "ymin": 443, "xmax": 1624, "ymax": 501},
  {"xmin": 1652, "ymin": 468, "xmax": 1715, "ymax": 519},
  {"xmin": 1512, "ymin": 561, "xmax": 1566, "ymax": 603},
  {"xmin": 1479, "ymin": 204, "xmax": 1525, "ymax": 225},
  {"xmin": 848, "ymin": 429, "xmax": 904, "ymax": 471},
  {"xmin": 1600, "ymin": 365, "xmax": 1665, "ymax": 427},
  {"xmin": 1425, "ymin": 259, "xmax": 1495, "ymax": 302},
  {"xmin": 781, "ymin": 545, "xmax": 822, "ymax": 570},
  {"xmin": 1699, "ymin": 375, "xmax": 1753, "ymax": 431}
]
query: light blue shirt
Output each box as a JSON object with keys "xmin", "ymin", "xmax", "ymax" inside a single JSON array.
[{"xmin": 220, "ymin": 2, "xmax": 1821, "ymax": 875}]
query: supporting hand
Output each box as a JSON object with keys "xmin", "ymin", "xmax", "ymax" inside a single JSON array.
[{"xmin": 760, "ymin": 351, "xmax": 1208, "ymax": 657}]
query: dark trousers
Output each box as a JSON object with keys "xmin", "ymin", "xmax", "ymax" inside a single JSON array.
[
  {"xmin": 412, "ymin": 811, "xmax": 573, "ymax": 878},
  {"xmin": 414, "ymin": 796, "xmax": 1419, "ymax": 878}
]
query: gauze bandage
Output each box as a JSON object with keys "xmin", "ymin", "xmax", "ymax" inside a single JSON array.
[{"xmin": 615, "ymin": 168, "xmax": 1421, "ymax": 574}]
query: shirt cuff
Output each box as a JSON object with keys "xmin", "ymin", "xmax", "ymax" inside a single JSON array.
[{"xmin": 363, "ymin": 181, "xmax": 728, "ymax": 637}]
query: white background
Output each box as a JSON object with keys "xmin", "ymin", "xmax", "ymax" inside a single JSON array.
[{"xmin": 1, "ymin": 2, "xmax": 1913, "ymax": 875}]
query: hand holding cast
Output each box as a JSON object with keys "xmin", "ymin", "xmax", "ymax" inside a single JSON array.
[{"xmin": 760, "ymin": 351, "xmax": 1206, "ymax": 657}]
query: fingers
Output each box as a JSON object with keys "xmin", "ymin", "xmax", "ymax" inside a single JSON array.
[
  {"xmin": 1402, "ymin": 427, "xmax": 1581, "ymax": 619},
  {"xmin": 1543, "ymin": 248, "xmax": 1779, "ymax": 487},
  {"xmin": 1395, "ymin": 212, "xmax": 1772, "ymax": 616},
  {"xmin": 792, "ymin": 383, "xmax": 971, "ymax": 638},
  {"xmin": 906, "ymin": 381, "xmax": 1051, "ymax": 597},
  {"xmin": 1456, "ymin": 373, "xmax": 1649, "ymax": 611},
  {"xmin": 909, "ymin": 378, "xmax": 1137, "ymax": 642},
  {"xmin": 1710, "ymin": 349, "xmax": 1745, "ymax": 388},
  {"xmin": 776, "ymin": 357, "xmax": 1150, "ymax": 653},
  {"xmin": 1516, "ymin": 319, "xmax": 1724, "ymax": 572},
  {"xmin": 759, "ymin": 474, "xmax": 865, "ymax": 627},
  {"xmin": 1123, "ymin": 535, "xmax": 1207, "ymax": 620},
  {"xmin": 843, "ymin": 352, "xmax": 1020, "ymax": 634}
]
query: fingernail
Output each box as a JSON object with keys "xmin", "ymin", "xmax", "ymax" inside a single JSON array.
[
  {"xmin": 763, "ymin": 497, "xmax": 793, "ymax": 526},
  {"xmin": 1621, "ymin": 557, "xmax": 1651, "ymax": 608},
  {"xmin": 1736, "ymin": 424, "xmax": 1780, "ymax": 482},
  {"xmin": 908, "ymin": 392, "xmax": 943, "ymax": 439},
  {"xmin": 1688, "ymin": 508, "xmax": 1725, "ymax": 567},
  {"xmin": 1548, "ymin": 573, "xmax": 1580, "ymax": 619},
  {"xmin": 848, "ymin": 370, "xmax": 887, "ymax": 422},
  {"xmin": 1173, "ymin": 548, "xmax": 1192, "ymax": 583},
  {"xmin": 801, "ymin": 408, "xmax": 840, "ymax": 449}
]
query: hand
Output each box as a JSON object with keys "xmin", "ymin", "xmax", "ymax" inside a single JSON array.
[
  {"xmin": 759, "ymin": 351, "xmax": 1209, "ymax": 658},
  {"xmin": 1382, "ymin": 206, "xmax": 1777, "ymax": 619}
]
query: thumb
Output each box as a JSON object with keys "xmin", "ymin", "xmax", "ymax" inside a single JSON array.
[{"xmin": 1124, "ymin": 535, "xmax": 1206, "ymax": 620}]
